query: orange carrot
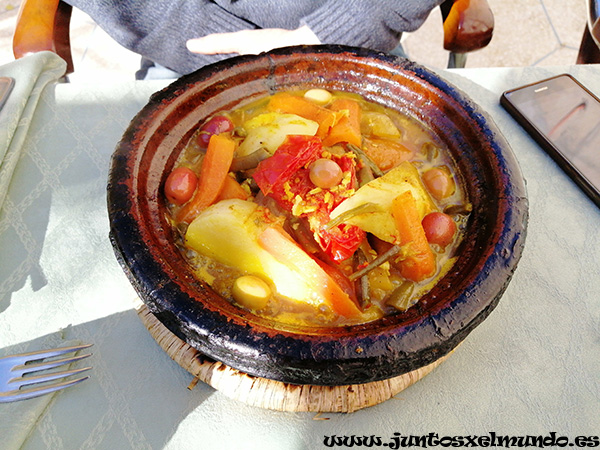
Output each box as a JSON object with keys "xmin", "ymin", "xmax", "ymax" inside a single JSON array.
[
  {"xmin": 216, "ymin": 175, "xmax": 250, "ymax": 202},
  {"xmin": 177, "ymin": 134, "xmax": 236, "ymax": 223},
  {"xmin": 362, "ymin": 137, "xmax": 414, "ymax": 171},
  {"xmin": 257, "ymin": 226, "xmax": 362, "ymax": 319},
  {"xmin": 268, "ymin": 93, "xmax": 336, "ymax": 137},
  {"xmin": 391, "ymin": 191, "xmax": 436, "ymax": 282},
  {"xmin": 322, "ymin": 98, "xmax": 362, "ymax": 147}
]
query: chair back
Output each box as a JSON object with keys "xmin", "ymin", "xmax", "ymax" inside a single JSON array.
[
  {"xmin": 577, "ymin": 0, "xmax": 600, "ymax": 63},
  {"xmin": 441, "ymin": 0, "xmax": 494, "ymax": 53},
  {"xmin": 13, "ymin": 0, "xmax": 74, "ymax": 73}
]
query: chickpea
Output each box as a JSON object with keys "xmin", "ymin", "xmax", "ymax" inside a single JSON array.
[
  {"xmin": 309, "ymin": 158, "xmax": 343, "ymax": 189},
  {"xmin": 422, "ymin": 167, "xmax": 455, "ymax": 201}
]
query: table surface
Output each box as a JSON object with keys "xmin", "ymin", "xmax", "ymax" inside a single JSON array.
[{"xmin": 1, "ymin": 59, "xmax": 599, "ymax": 450}]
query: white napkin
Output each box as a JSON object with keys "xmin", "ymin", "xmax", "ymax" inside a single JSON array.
[
  {"xmin": 0, "ymin": 337, "xmax": 84, "ymax": 449},
  {"xmin": 0, "ymin": 51, "xmax": 67, "ymax": 211}
]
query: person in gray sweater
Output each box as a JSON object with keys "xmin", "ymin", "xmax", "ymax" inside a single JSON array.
[{"xmin": 65, "ymin": 0, "xmax": 444, "ymax": 78}]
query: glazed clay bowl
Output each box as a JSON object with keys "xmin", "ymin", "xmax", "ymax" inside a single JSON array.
[{"xmin": 108, "ymin": 45, "xmax": 527, "ymax": 386}]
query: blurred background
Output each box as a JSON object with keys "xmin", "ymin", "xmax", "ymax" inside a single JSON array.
[{"xmin": 0, "ymin": 0, "xmax": 589, "ymax": 82}]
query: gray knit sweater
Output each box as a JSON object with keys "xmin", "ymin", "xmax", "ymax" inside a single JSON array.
[{"xmin": 66, "ymin": 0, "xmax": 443, "ymax": 75}]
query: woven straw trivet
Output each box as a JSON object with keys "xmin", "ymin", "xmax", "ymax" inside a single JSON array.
[{"xmin": 135, "ymin": 301, "xmax": 450, "ymax": 413}]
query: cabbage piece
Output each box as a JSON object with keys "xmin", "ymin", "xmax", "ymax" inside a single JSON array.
[
  {"xmin": 237, "ymin": 113, "xmax": 319, "ymax": 157},
  {"xmin": 184, "ymin": 199, "xmax": 341, "ymax": 308},
  {"xmin": 329, "ymin": 162, "xmax": 436, "ymax": 243}
]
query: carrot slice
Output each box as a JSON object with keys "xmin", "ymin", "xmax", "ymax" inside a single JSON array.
[
  {"xmin": 258, "ymin": 226, "xmax": 362, "ymax": 319},
  {"xmin": 391, "ymin": 191, "xmax": 436, "ymax": 282},
  {"xmin": 362, "ymin": 137, "xmax": 414, "ymax": 171},
  {"xmin": 268, "ymin": 93, "xmax": 336, "ymax": 137},
  {"xmin": 322, "ymin": 98, "xmax": 362, "ymax": 147},
  {"xmin": 177, "ymin": 134, "xmax": 236, "ymax": 223},
  {"xmin": 216, "ymin": 175, "xmax": 249, "ymax": 202}
]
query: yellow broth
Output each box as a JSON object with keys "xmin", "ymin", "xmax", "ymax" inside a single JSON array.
[{"xmin": 165, "ymin": 90, "xmax": 470, "ymax": 327}]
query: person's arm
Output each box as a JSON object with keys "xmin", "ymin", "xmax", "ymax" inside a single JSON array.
[
  {"xmin": 301, "ymin": 0, "xmax": 444, "ymax": 51},
  {"xmin": 187, "ymin": 0, "xmax": 444, "ymax": 57},
  {"xmin": 186, "ymin": 25, "xmax": 320, "ymax": 55},
  {"xmin": 64, "ymin": 0, "xmax": 260, "ymax": 74}
]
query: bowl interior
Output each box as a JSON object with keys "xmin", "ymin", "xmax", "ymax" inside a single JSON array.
[{"xmin": 108, "ymin": 45, "xmax": 527, "ymax": 385}]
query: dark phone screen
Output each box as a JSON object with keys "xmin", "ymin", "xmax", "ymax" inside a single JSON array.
[{"xmin": 504, "ymin": 75, "xmax": 600, "ymax": 189}]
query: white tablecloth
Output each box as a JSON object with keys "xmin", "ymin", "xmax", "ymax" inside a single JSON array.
[{"xmin": 1, "ymin": 53, "xmax": 598, "ymax": 449}]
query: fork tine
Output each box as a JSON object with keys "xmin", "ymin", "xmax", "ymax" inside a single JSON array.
[
  {"xmin": 1, "ymin": 343, "xmax": 93, "ymax": 403},
  {"xmin": 10, "ymin": 366, "xmax": 92, "ymax": 389},
  {"xmin": 0, "ymin": 344, "xmax": 93, "ymax": 366},
  {"xmin": 2, "ymin": 375, "xmax": 90, "ymax": 402},
  {"xmin": 11, "ymin": 352, "xmax": 92, "ymax": 377}
]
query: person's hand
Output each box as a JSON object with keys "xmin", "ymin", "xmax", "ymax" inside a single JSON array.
[{"xmin": 186, "ymin": 25, "xmax": 320, "ymax": 55}]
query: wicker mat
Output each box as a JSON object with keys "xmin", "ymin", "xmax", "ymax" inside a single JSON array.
[{"xmin": 135, "ymin": 302, "xmax": 450, "ymax": 413}]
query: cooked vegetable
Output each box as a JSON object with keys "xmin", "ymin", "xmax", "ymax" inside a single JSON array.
[
  {"xmin": 215, "ymin": 175, "xmax": 250, "ymax": 202},
  {"xmin": 257, "ymin": 226, "xmax": 361, "ymax": 318},
  {"xmin": 184, "ymin": 199, "xmax": 263, "ymax": 266},
  {"xmin": 167, "ymin": 89, "xmax": 469, "ymax": 326},
  {"xmin": 347, "ymin": 143, "xmax": 385, "ymax": 178},
  {"xmin": 329, "ymin": 162, "xmax": 436, "ymax": 244},
  {"xmin": 349, "ymin": 245, "xmax": 400, "ymax": 281},
  {"xmin": 360, "ymin": 111, "xmax": 401, "ymax": 139},
  {"xmin": 177, "ymin": 134, "xmax": 236, "ymax": 223},
  {"xmin": 386, "ymin": 281, "xmax": 415, "ymax": 311},
  {"xmin": 357, "ymin": 163, "xmax": 375, "ymax": 186},
  {"xmin": 230, "ymin": 147, "xmax": 271, "ymax": 171},
  {"xmin": 268, "ymin": 92, "xmax": 337, "ymax": 137},
  {"xmin": 164, "ymin": 167, "xmax": 197, "ymax": 205},
  {"xmin": 363, "ymin": 137, "xmax": 414, "ymax": 171},
  {"xmin": 324, "ymin": 202, "xmax": 381, "ymax": 231},
  {"xmin": 236, "ymin": 112, "xmax": 318, "ymax": 157},
  {"xmin": 253, "ymin": 135, "xmax": 365, "ymax": 262},
  {"xmin": 322, "ymin": 98, "xmax": 362, "ymax": 147},
  {"xmin": 185, "ymin": 199, "xmax": 361, "ymax": 319},
  {"xmin": 304, "ymin": 88, "xmax": 333, "ymax": 105},
  {"xmin": 252, "ymin": 135, "xmax": 322, "ymax": 196},
  {"xmin": 391, "ymin": 191, "xmax": 436, "ymax": 282},
  {"xmin": 232, "ymin": 275, "xmax": 271, "ymax": 310}
]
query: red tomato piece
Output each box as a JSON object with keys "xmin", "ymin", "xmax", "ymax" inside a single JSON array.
[
  {"xmin": 164, "ymin": 167, "xmax": 198, "ymax": 205},
  {"xmin": 319, "ymin": 223, "xmax": 365, "ymax": 262},
  {"xmin": 253, "ymin": 135, "xmax": 322, "ymax": 196},
  {"xmin": 253, "ymin": 135, "xmax": 364, "ymax": 262},
  {"xmin": 421, "ymin": 212, "xmax": 457, "ymax": 248}
]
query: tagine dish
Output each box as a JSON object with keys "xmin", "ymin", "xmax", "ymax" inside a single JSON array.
[{"xmin": 108, "ymin": 46, "xmax": 527, "ymax": 385}]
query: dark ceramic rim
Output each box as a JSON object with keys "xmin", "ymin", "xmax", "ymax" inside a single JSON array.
[{"xmin": 108, "ymin": 45, "xmax": 528, "ymax": 386}]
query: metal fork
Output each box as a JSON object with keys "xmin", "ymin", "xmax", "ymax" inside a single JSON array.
[{"xmin": 0, "ymin": 344, "xmax": 92, "ymax": 402}]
